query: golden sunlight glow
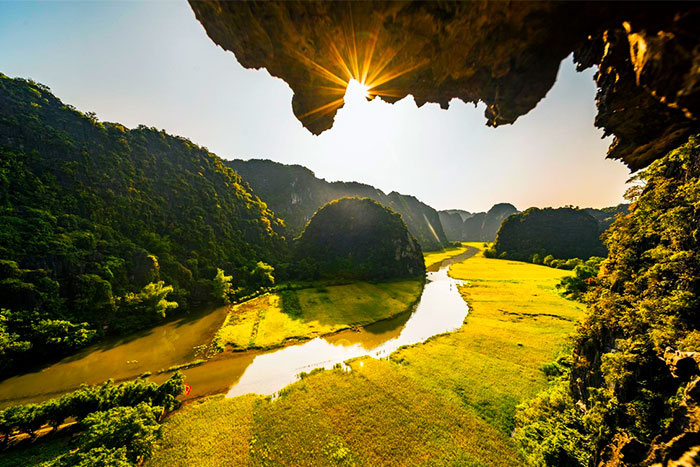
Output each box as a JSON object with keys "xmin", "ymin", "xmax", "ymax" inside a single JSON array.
[{"xmin": 293, "ymin": 17, "xmax": 427, "ymax": 123}]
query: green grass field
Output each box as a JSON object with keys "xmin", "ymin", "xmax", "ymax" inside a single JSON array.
[
  {"xmin": 214, "ymin": 280, "xmax": 424, "ymax": 351},
  {"xmin": 148, "ymin": 245, "xmax": 583, "ymax": 466},
  {"xmin": 423, "ymin": 243, "xmax": 470, "ymax": 268}
]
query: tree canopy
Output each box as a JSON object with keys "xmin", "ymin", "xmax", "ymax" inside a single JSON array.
[{"xmin": 0, "ymin": 74, "xmax": 286, "ymax": 377}]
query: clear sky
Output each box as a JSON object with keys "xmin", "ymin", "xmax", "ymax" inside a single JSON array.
[{"xmin": 0, "ymin": 1, "xmax": 631, "ymax": 213}]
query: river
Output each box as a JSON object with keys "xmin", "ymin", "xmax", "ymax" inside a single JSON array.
[{"xmin": 0, "ymin": 248, "xmax": 474, "ymax": 407}]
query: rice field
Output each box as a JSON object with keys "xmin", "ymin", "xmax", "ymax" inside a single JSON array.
[{"xmin": 148, "ymin": 244, "xmax": 584, "ymax": 466}]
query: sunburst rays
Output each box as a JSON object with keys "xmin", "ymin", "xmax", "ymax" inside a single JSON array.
[{"xmin": 290, "ymin": 17, "xmax": 424, "ymax": 124}]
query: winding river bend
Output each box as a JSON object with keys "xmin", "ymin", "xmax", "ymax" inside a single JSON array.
[{"xmin": 0, "ymin": 248, "xmax": 474, "ymax": 408}]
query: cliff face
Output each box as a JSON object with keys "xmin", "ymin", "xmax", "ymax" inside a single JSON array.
[
  {"xmin": 440, "ymin": 203, "xmax": 517, "ymax": 242},
  {"xmin": 438, "ymin": 211, "xmax": 468, "ymax": 242},
  {"xmin": 190, "ymin": 1, "xmax": 700, "ymax": 170},
  {"xmin": 229, "ymin": 159, "xmax": 450, "ymax": 251}
]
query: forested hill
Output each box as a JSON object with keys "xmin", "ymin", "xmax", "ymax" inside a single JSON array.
[
  {"xmin": 228, "ymin": 159, "xmax": 450, "ymax": 251},
  {"xmin": 0, "ymin": 74, "xmax": 285, "ymax": 376},
  {"xmin": 490, "ymin": 206, "xmax": 627, "ymax": 262},
  {"xmin": 583, "ymin": 203, "xmax": 629, "ymax": 231},
  {"xmin": 294, "ymin": 197, "xmax": 425, "ymax": 281}
]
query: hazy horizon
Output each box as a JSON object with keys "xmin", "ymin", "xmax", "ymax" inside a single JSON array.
[{"xmin": 0, "ymin": 1, "xmax": 631, "ymax": 212}]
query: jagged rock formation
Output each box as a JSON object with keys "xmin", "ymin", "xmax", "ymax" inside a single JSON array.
[
  {"xmin": 293, "ymin": 197, "xmax": 425, "ymax": 281},
  {"xmin": 439, "ymin": 203, "xmax": 517, "ymax": 242},
  {"xmin": 230, "ymin": 159, "xmax": 449, "ymax": 251},
  {"xmin": 463, "ymin": 203, "xmax": 519, "ymax": 242},
  {"xmin": 442, "ymin": 209, "xmax": 472, "ymax": 222},
  {"xmin": 190, "ymin": 1, "xmax": 700, "ymax": 170},
  {"xmin": 438, "ymin": 210, "xmax": 471, "ymax": 242},
  {"xmin": 599, "ymin": 351, "xmax": 700, "ymax": 467}
]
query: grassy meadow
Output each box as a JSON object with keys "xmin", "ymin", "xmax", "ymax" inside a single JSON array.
[
  {"xmin": 214, "ymin": 280, "xmax": 424, "ymax": 351},
  {"xmin": 392, "ymin": 242, "xmax": 585, "ymax": 433},
  {"xmin": 148, "ymin": 244, "xmax": 584, "ymax": 466}
]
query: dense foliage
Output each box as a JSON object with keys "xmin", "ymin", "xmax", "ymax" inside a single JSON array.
[
  {"xmin": 583, "ymin": 204, "xmax": 629, "ymax": 232},
  {"xmin": 555, "ymin": 257, "xmax": 603, "ymax": 301},
  {"xmin": 293, "ymin": 198, "xmax": 425, "ymax": 281},
  {"xmin": 1, "ymin": 373, "xmax": 183, "ymax": 466},
  {"xmin": 0, "ymin": 74, "xmax": 286, "ymax": 377},
  {"xmin": 490, "ymin": 207, "xmax": 608, "ymax": 262},
  {"xmin": 516, "ymin": 136, "xmax": 700, "ymax": 465},
  {"xmin": 229, "ymin": 158, "xmax": 450, "ymax": 251}
]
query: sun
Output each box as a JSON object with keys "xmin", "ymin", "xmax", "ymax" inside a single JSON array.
[
  {"xmin": 292, "ymin": 23, "xmax": 427, "ymax": 123},
  {"xmin": 344, "ymin": 79, "xmax": 371, "ymax": 104}
]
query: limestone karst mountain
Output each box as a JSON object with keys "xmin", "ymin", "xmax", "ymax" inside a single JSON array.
[
  {"xmin": 293, "ymin": 197, "xmax": 425, "ymax": 281},
  {"xmin": 229, "ymin": 158, "xmax": 450, "ymax": 251}
]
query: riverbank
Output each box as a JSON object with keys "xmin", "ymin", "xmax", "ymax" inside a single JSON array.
[
  {"xmin": 0, "ymin": 279, "xmax": 424, "ymax": 409},
  {"xmin": 148, "ymin": 244, "xmax": 584, "ymax": 466},
  {"xmin": 213, "ymin": 280, "xmax": 423, "ymax": 352}
]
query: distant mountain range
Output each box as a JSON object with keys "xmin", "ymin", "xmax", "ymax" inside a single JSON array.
[
  {"xmin": 439, "ymin": 203, "xmax": 519, "ymax": 242},
  {"xmin": 228, "ymin": 159, "xmax": 451, "ymax": 251},
  {"xmin": 229, "ymin": 159, "xmax": 630, "ymax": 253}
]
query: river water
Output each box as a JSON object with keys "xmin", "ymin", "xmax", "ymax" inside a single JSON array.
[
  {"xmin": 0, "ymin": 248, "xmax": 474, "ymax": 407},
  {"xmin": 225, "ymin": 248, "xmax": 474, "ymax": 397}
]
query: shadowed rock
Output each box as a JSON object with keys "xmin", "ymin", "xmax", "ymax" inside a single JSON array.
[{"xmin": 190, "ymin": 1, "xmax": 700, "ymax": 170}]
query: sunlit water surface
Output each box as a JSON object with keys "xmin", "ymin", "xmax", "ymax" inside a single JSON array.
[{"xmin": 0, "ymin": 249, "xmax": 473, "ymax": 407}]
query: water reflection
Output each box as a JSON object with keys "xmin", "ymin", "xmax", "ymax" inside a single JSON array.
[
  {"xmin": 0, "ymin": 306, "xmax": 231, "ymax": 408},
  {"xmin": 225, "ymin": 248, "xmax": 473, "ymax": 397}
]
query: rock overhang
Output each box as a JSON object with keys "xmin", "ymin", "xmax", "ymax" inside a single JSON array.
[{"xmin": 189, "ymin": 1, "xmax": 700, "ymax": 170}]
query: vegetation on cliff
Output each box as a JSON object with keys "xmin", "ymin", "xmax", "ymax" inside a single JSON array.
[
  {"xmin": 293, "ymin": 198, "xmax": 425, "ymax": 281},
  {"xmin": 516, "ymin": 136, "xmax": 700, "ymax": 466},
  {"xmin": 489, "ymin": 207, "xmax": 609, "ymax": 262},
  {"xmin": 0, "ymin": 74, "xmax": 285, "ymax": 378}
]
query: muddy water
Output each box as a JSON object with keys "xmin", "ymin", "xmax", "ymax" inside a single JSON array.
[
  {"xmin": 0, "ymin": 247, "xmax": 475, "ymax": 407},
  {"xmin": 0, "ymin": 305, "xmax": 231, "ymax": 408}
]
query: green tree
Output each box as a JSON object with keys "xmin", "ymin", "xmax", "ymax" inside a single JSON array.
[
  {"xmin": 77, "ymin": 402, "xmax": 162, "ymax": 463},
  {"xmin": 211, "ymin": 268, "xmax": 233, "ymax": 304},
  {"xmin": 71, "ymin": 274, "xmax": 115, "ymax": 323},
  {"xmin": 41, "ymin": 447, "xmax": 132, "ymax": 467},
  {"xmin": 115, "ymin": 282, "xmax": 177, "ymax": 332},
  {"xmin": 251, "ymin": 261, "xmax": 275, "ymax": 287}
]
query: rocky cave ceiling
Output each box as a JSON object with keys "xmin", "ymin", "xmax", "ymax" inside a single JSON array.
[{"xmin": 189, "ymin": 1, "xmax": 700, "ymax": 170}]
